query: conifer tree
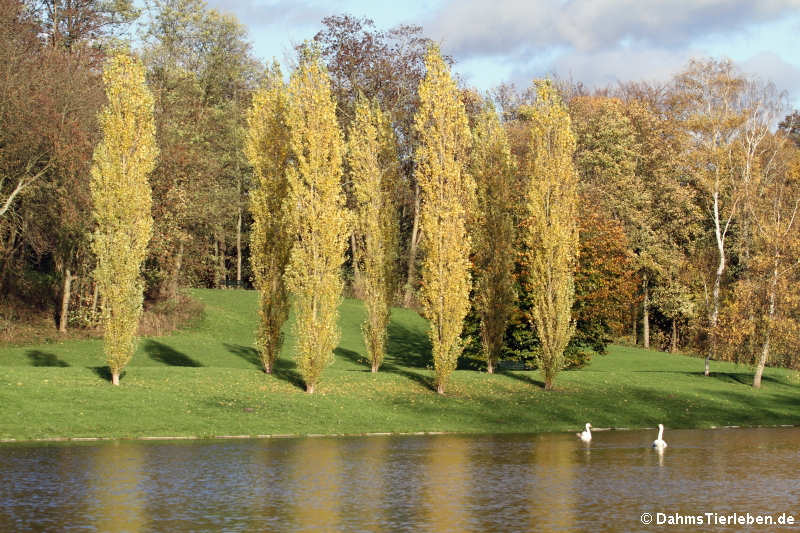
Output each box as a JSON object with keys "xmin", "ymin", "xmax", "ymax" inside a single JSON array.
[
  {"xmin": 414, "ymin": 46, "xmax": 475, "ymax": 394},
  {"xmin": 348, "ymin": 96, "xmax": 400, "ymax": 372},
  {"xmin": 522, "ymin": 80, "xmax": 578, "ymax": 391},
  {"xmin": 245, "ymin": 62, "xmax": 292, "ymax": 374},
  {"xmin": 470, "ymin": 101, "xmax": 517, "ymax": 374},
  {"xmin": 284, "ymin": 47, "xmax": 349, "ymax": 393},
  {"xmin": 90, "ymin": 54, "xmax": 157, "ymax": 386}
]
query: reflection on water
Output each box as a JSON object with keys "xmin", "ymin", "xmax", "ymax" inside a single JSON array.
[
  {"xmin": 530, "ymin": 433, "xmax": 576, "ymax": 531},
  {"xmin": 1, "ymin": 427, "xmax": 799, "ymax": 532},
  {"xmin": 89, "ymin": 441, "xmax": 145, "ymax": 532}
]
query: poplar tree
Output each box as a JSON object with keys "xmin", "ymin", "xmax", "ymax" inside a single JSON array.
[
  {"xmin": 522, "ymin": 80, "xmax": 578, "ymax": 391},
  {"xmin": 414, "ymin": 46, "xmax": 475, "ymax": 394},
  {"xmin": 245, "ymin": 62, "xmax": 291, "ymax": 374},
  {"xmin": 285, "ymin": 48, "xmax": 349, "ymax": 393},
  {"xmin": 348, "ymin": 96, "xmax": 400, "ymax": 372},
  {"xmin": 90, "ymin": 54, "xmax": 157, "ymax": 386},
  {"xmin": 470, "ymin": 101, "xmax": 517, "ymax": 374}
]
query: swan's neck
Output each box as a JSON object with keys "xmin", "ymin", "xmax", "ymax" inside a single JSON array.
[
  {"xmin": 657, "ymin": 426, "xmax": 664, "ymax": 440},
  {"xmin": 586, "ymin": 424, "xmax": 591, "ymax": 432}
]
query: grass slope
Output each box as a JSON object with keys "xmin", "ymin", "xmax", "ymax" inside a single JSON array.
[{"xmin": 1, "ymin": 289, "xmax": 798, "ymax": 441}]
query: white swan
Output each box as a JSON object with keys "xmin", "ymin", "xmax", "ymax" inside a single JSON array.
[
  {"xmin": 652, "ymin": 423, "xmax": 667, "ymax": 449},
  {"xmin": 577, "ymin": 422, "xmax": 592, "ymax": 442}
]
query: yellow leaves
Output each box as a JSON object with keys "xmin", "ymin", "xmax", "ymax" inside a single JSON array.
[
  {"xmin": 246, "ymin": 63, "xmax": 292, "ymax": 373},
  {"xmin": 470, "ymin": 101, "xmax": 517, "ymax": 371},
  {"xmin": 522, "ymin": 79, "xmax": 578, "ymax": 390},
  {"xmin": 348, "ymin": 97, "xmax": 400, "ymax": 371},
  {"xmin": 90, "ymin": 54, "xmax": 157, "ymax": 380},
  {"xmin": 285, "ymin": 48, "xmax": 349, "ymax": 392},
  {"xmin": 414, "ymin": 46, "xmax": 475, "ymax": 393}
]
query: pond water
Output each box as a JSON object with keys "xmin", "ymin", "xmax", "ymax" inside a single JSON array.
[{"xmin": 1, "ymin": 427, "xmax": 799, "ymax": 532}]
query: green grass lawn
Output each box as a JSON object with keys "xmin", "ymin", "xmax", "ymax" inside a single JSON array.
[{"xmin": 1, "ymin": 289, "xmax": 798, "ymax": 441}]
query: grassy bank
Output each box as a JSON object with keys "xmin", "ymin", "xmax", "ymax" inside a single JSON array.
[{"xmin": 1, "ymin": 289, "xmax": 798, "ymax": 441}]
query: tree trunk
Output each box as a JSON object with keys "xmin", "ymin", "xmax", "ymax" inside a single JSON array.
[
  {"xmin": 754, "ymin": 257, "xmax": 778, "ymax": 389},
  {"xmin": 671, "ymin": 319, "xmax": 678, "ymax": 353},
  {"xmin": 0, "ymin": 222, "xmax": 17, "ymax": 291},
  {"xmin": 404, "ymin": 184, "xmax": 421, "ymax": 306},
  {"xmin": 219, "ymin": 238, "xmax": 227, "ymax": 287},
  {"xmin": 213, "ymin": 238, "xmax": 220, "ymax": 288},
  {"xmin": 111, "ymin": 371, "xmax": 120, "ymax": 386},
  {"xmin": 487, "ymin": 359, "xmax": 494, "ymax": 374},
  {"xmin": 708, "ymin": 189, "xmax": 727, "ymax": 376},
  {"xmin": 351, "ymin": 232, "xmax": 362, "ymax": 297},
  {"xmin": 544, "ymin": 375, "xmax": 553, "ymax": 391},
  {"xmin": 169, "ymin": 241, "xmax": 184, "ymax": 299},
  {"xmin": 236, "ymin": 207, "xmax": 242, "ymax": 287},
  {"xmin": 91, "ymin": 282, "xmax": 99, "ymax": 316},
  {"xmin": 753, "ymin": 338, "xmax": 769, "ymax": 389},
  {"xmin": 642, "ymin": 274, "xmax": 650, "ymax": 349},
  {"xmin": 306, "ymin": 383, "xmax": 315, "ymax": 394},
  {"xmin": 371, "ymin": 360, "xmax": 379, "ymax": 373},
  {"xmin": 58, "ymin": 268, "xmax": 73, "ymax": 333},
  {"xmin": 631, "ymin": 305, "xmax": 637, "ymax": 345},
  {"xmin": 436, "ymin": 381, "xmax": 445, "ymax": 395}
]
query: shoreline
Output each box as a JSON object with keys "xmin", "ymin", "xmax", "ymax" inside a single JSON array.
[{"xmin": 2, "ymin": 423, "xmax": 797, "ymax": 446}]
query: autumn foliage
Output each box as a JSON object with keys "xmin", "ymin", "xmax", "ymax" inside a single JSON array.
[
  {"xmin": 90, "ymin": 54, "xmax": 157, "ymax": 385},
  {"xmin": 414, "ymin": 47, "xmax": 475, "ymax": 394}
]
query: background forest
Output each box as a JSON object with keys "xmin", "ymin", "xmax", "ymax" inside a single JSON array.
[{"xmin": 2, "ymin": 0, "xmax": 800, "ymax": 387}]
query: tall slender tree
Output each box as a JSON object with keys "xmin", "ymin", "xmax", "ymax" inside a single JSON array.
[
  {"xmin": 740, "ymin": 137, "xmax": 800, "ymax": 388},
  {"xmin": 470, "ymin": 101, "xmax": 516, "ymax": 374},
  {"xmin": 284, "ymin": 47, "xmax": 349, "ymax": 393},
  {"xmin": 90, "ymin": 54, "xmax": 157, "ymax": 385},
  {"xmin": 246, "ymin": 62, "xmax": 292, "ymax": 374},
  {"xmin": 521, "ymin": 80, "xmax": 579, "ymax": 391},
  {"xmin": 414, "ymin": 46, "xmax": 475, "ymax": 394},
  {"xmin": 348, "ymin": 96, "xmax": 400, "ymax": 372}
]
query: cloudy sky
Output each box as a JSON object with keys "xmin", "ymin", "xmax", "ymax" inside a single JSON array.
[{"xmin": 205, "ymin": 0, "xmax": 800, "ymax": 107}]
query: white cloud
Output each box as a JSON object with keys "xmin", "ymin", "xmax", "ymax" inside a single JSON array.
[
  {"xmin": 430, "ymin": 0, "xmax": 800, "ymax": 58},
  {"xmin": 740, "ymin": 51, "xmax": 800, "ymax": 109}
]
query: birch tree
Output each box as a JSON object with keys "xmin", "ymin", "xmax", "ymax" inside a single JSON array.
[
  {"xmin": 673, "ymin": 59, "xmax": 747, "ymax": 375},
  {"xmin": 747, "ymin": 139, "xmax": 800, "ymax": 388},
  {"xmin": 414, "ymin": 46, "xmax": 475, "ymax": 394},
  {"xmin": 90, "ymin": 54, "xmax": 157, "ymax": 385}
]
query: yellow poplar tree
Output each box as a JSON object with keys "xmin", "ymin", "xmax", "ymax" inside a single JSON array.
[
  {"xmin": 414, "ymin": 46, "xmax": 475, "ymax": 394},
  {"xmin": 522, "ymin": 80, "xmax": 578, "ymax": 391},
  {"xmin": 471, "ymin": 101, "xmax": 517, "ymax": 374},
  {"xmin": 90, "ymin": 54, "xmax": 157, "ymax": 386},
  {"xmin": 245, "ymin": 62, "xmax": 292, "ymax": 374},
  {"xmin": 284, "ymin": 48, "xmax": 349, "ymax": 393},
  {"xmin": 348, "ymin": 96, "xmax": 400, "ymax": 372}
]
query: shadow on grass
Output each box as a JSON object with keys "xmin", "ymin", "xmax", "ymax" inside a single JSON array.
[
  {"xmin": 224, "ymin": 343, "xmax": 305, "ymax": 391},
  {"xmin": 143, "ymin": 339, "xmax": 202, "ymax": 367},
  {"xmin": 336, "ymin": 344, "xmax": 436, "ymax": 391},
  {"xmin": 89, "ymin": 366, "xmax": 125, "ymax": 383},
  {"xmin": 386, "ymin": 321, "xmax": 432, "ymax": 368},
  {"xmin": 498, "ymin": 369, "xmax": 545, "ymax": 389},
  {"xmin": 334, "ymin": 346, "xmax": 368, "ymax": 370},
  {"xmin": 225, "ymin": 343, "xmax": 260, "ymax": 367},
  {"xmin": 633, "ymin": 370, "xmax": 782, "ymax": 386},
  {"xmin": 26, "ymin": 350, "xmax": 69, "ymax": 367}
]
